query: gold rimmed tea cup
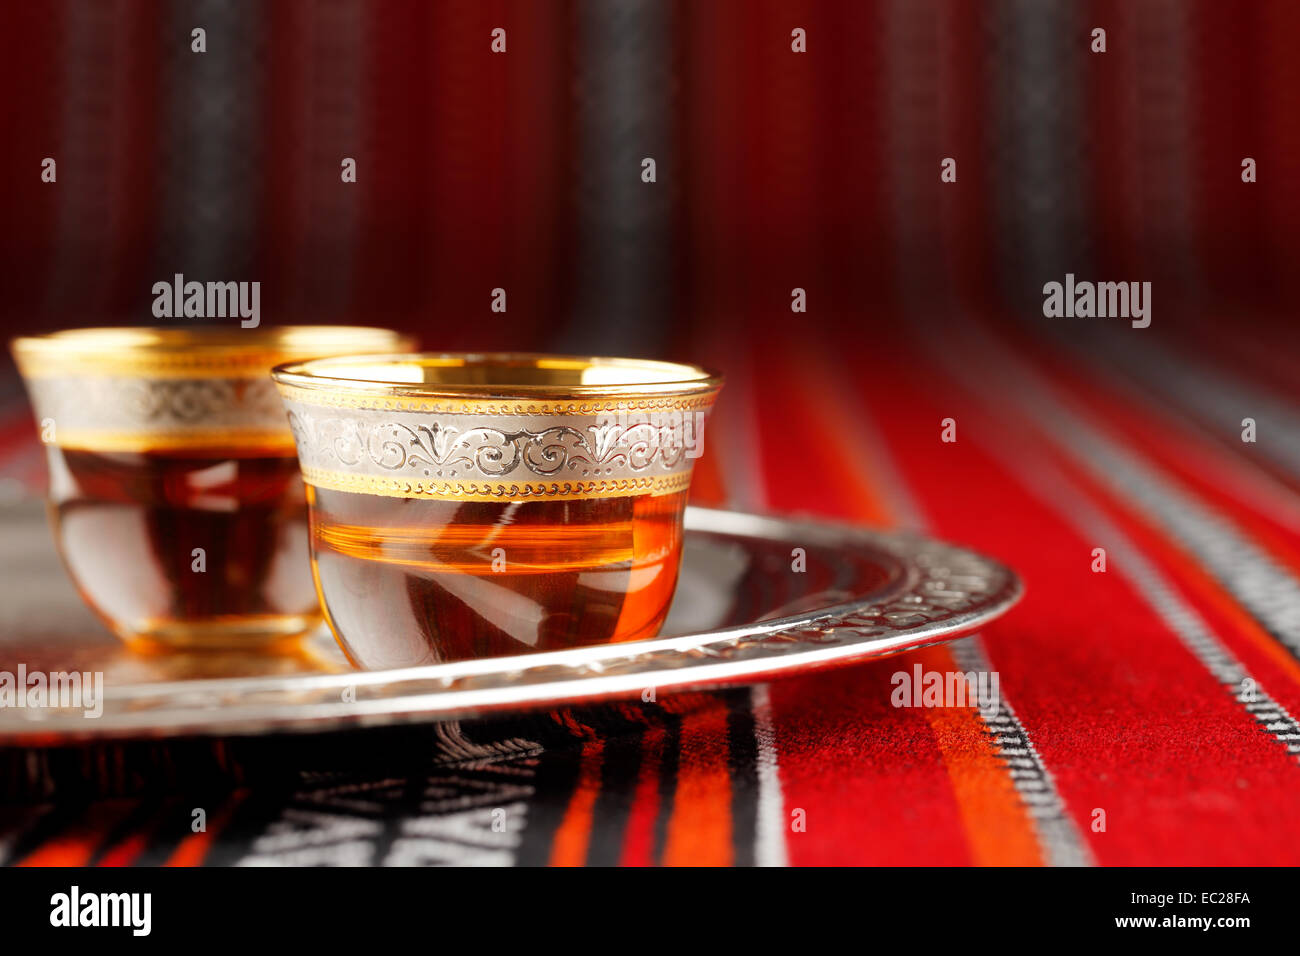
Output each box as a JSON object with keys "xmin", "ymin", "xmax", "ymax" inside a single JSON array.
[
  {"xmin": 271, "ymin": 352, "xmax": 723, "ymax": 669},
  {"xmin": 11, "ymin": 325, "xmax": 415, "ymax": 650}
]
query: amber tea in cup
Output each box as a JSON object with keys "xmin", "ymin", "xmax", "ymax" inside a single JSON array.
[
  {"xmin": 11, "ymin": 326, "xmax": 413, "ymax": 649},
  {"xmin": 272, "ymin": 353, "xmax": 722, "ymax": 669}
]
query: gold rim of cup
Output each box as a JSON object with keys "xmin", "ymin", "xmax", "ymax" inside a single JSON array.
[
  {"xmin": 11, "ymin": 326, "xmax": 416, "ymax": 453},
  {"xmin": 11, "ymin": 325, "xmax": 416, "ymax": 379},
  {"xmin": 272, "ymin": 352, "xmax": 724, "ymax": 502}
]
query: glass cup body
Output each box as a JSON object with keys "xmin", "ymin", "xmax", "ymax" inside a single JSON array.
[
  {"xmin": 11, "ymin": 326, "xmax": 414, "ymax": 649},
  {"xmin": 272, "ymin": 353, "xmax": 723, "ymax": 669}
]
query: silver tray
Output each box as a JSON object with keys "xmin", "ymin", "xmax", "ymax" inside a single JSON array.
[{"xmin": 0, "ymin": 504, "xmax": 1021, "ymax": 741}]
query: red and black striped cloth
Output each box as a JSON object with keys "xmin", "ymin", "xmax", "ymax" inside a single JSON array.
[
  {"xmin": 2, "ymin": 2, "xmax": 1299, "ymax": 864},
  {"xmin": 5, "ymin": 310, "xmax": 1300, "ymax": 865}
]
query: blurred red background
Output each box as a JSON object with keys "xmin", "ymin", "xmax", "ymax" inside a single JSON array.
[{"xmin": 1, "ymin": 0, "xmax": 1295, "ymax": 346}]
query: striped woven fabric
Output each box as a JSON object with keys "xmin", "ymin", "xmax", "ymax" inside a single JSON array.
[
  {"xmin": 5, "ymin": 311, "xmax": 1300, "ymax": 866},
  {"xmin": 1, "ymin": 1, "xmax": 1298, "ymax": 865}
]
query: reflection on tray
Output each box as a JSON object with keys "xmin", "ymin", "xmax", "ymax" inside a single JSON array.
[{"xmin": 2, "ymin": 501, "xmax": 899, "ymax": 687}]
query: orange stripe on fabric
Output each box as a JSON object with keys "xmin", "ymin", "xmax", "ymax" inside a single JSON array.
[
  {"xmin": 165, "ymin": 790, "xmax": 247, "ymax": 867},
  {"xmin": 16, "ymin": 802, "xmax": 137, "ymax": 867},
  {"xmin": 548, "ymin": 712, "xmax": 605, "ymax": 867},
  {"xmin": 17, "ymin": 836, "xmax": 97, "ymax": 867},
  {"xmin": 97, "ymin": 826, "xmax": 152, "ymax": 867},
  {"xmin": 911, "ymin": 645, "xmax": 1045, "ymax": 865},
  {"xmin": 97, "ymin": 798, "xmax": 186, "ymax": 867},
  {"xmin": 1149, "ymin": 539, "xmax": 1300, "ymax": 692},
  {"xmin": 1052, "ymin": 449, "xmax": 1300, "ymax": 695},
  {"xmin": 659, "ymin": 694, "xmax": 733, "ymax": 866},
  {"xmin": 792, "ymin": 334, "xmax": 1047, "ymax": 866},
  {"xmin": 616, "ymin": 704, "xmax": 668, "ymax": 867}
]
